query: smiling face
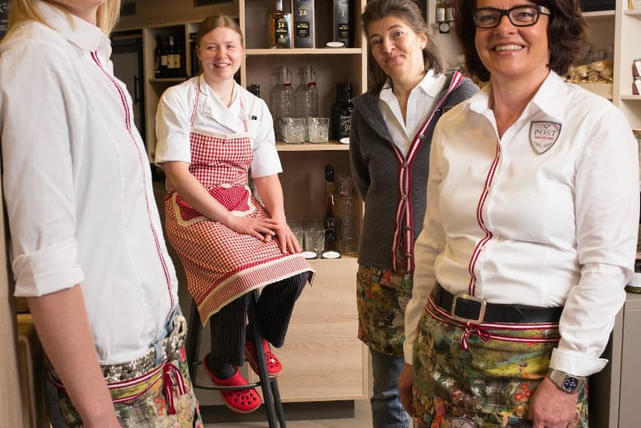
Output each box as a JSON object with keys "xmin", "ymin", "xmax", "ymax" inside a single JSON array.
[
  {"xmin": 197, "ymin": 26, "xmax": 244, "ymax": 84},
  {"xmin": 474, "ymin": 0, "xmax": 550, "ymax": 85},
  {"xmin": 367, "ymin": 15, "xmax": 428, "ymax": 88}
]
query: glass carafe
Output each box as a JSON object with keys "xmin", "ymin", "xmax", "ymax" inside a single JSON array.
[
  {"xmin": 295, "ymin": 65, "xmax": 319, "ymax": 118},
  {"xmin": 270, "ymin": 65, "xmax": 295, "ymax": 140}
]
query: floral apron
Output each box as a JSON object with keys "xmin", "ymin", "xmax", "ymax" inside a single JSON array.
[
  {"xmin": 164, "ymin": 79, "xmax": 312, "ymax": 324},
  {"xmin": 412, "ymin": 296, "xmax": 588, "ymax": 428}
]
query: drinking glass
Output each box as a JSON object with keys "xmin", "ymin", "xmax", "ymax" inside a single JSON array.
[
  {"xmin": 307, "ymin": 117, "xmax": 329, "ymax": 143},
  {"xmin": 279, "ymin": 117, "xmax": 306, "ymax": 143}
]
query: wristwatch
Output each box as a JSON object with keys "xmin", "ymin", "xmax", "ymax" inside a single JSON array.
[{"xmin": 547, "ymin": 369, "xmax": 586, "ymax": 394}]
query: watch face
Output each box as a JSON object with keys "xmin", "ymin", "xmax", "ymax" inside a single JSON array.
[{"xmin": 562, "ymin": 376, "xmax": 578, "ymax": 392}]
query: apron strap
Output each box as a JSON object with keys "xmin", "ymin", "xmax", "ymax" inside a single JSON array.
[{"xmin": 391, "ymin": 71, "xmax": 464, "ymax": 273}]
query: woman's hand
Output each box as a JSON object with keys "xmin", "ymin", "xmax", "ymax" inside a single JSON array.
[
  {"xmin": 225, "ymin": 215, "xmax": 278, "ymax": 241},
  {"xmin": 528, "ymin": 377, "xmax": 579, "ymax": 428},
  {"xmin": 399, "ymin": 363, "xmax": 415, "ymax": 416},
  {"xmin": 272, "ymin": 220, "xmax": 301, "ymax": 254}
]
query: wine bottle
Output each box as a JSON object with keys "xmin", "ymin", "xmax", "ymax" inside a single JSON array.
[
  {"xmin": 293, "ymin": 0, "xmax": 315, "ymax": 48},
  {"xmin": 331, "ymin": 83, "xmax": 353, "ymax": 141},
  {"xmin": 324, "ymin": 165, "xmax": 338, "ymax": 252},
  {"xmin": 331, "ymin": 0, "xmax": 351, "ymax": 47},
  {"xmin": 269, "ymin": 0, "xmax": 293, "ymax": 48}
]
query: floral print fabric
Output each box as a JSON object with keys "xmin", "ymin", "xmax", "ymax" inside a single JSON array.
[
  {"xmin": 357, "ymin": 265, "xmax": 413, "ymax": 356},
  {"xmin": 412, "ymin": 311, "xmax": 588, "ymax": 428}
]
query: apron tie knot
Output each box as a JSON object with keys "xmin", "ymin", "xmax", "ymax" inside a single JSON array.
[
  {"xmin": 162, "ymin": 362, "xmax": 187, "ymax": 415},
  {"xmin": 460, "ymin": 323, "xmax": 490, "ymax": 350}
]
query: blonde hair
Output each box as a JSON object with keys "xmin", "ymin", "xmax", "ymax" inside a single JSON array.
[{"xmin": 5, "ymin": 0, "xmax": 121, "ymax": 39}]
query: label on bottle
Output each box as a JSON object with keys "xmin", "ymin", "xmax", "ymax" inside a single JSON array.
[
  {"xmin": 296, "ymin": 22, "xmax": 310, "ymax": 38},
  {"xmin": 275, "ymin": 16, "xmax": 291, "ymax": 47},
  {"xmin": 324, "ymin": 216, "xmax": 337, "ymax": 248},
  {"xmin": 338, "ymin": 23, "xmax": 350, "ymax": 40},
  {"xmin": 436, "ymin": 6, "xmax": 446, "ymax": 23},
  {"xmin": 338, "ymin": 114, "xmax": 351, "ymax": 138}
]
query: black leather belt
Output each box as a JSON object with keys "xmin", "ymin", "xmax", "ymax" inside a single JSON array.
[{"xmin": 432, "ymin": 283, "xmax": 563, "ymax": 324}]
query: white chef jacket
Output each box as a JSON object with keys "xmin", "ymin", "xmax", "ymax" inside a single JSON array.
[
  {"xmin": 404, "ymin": 71, "xmax": 639, "ymax": 376},
  {"xmin": 155, "ymin": 76, "xmax": 282, "ymax": 179},
  {"xmin": 378, "ymin": 70, "xmax": 446, "ymax": 156},
  {"xmin": 0, "ymin": 2, "xmax": 179, "ymax": 364}
]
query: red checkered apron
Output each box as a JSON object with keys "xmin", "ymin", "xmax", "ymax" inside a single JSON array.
[{"xmin": 164, "ymin": 80, "xmax": 311, "ymax": 324}]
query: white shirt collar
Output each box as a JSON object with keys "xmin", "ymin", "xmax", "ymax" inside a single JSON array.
[
  {"xmin": 37, "ymin": 1, "xmax": 111, "ymax": 57},
  {"xmin": 199, "ymin": 75, "xmax": 241, "ymax": 109},
  {"xmin": 468, "ymin": 71, "xmax": 567, "ymax": 123},
  {"xmin": 380, "ymin": 69, "xmax": 446, "ymax": 102}
]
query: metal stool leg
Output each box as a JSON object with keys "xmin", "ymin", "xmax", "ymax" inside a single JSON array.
[
  {"xmin": 271, "ymin": 378, "xmax": 286, "ymax": 427},
  {"xmin": 247, "ymin": 290, "xmax": 286, "ymax": 428},
  {"xmin": 186, "ymin": 300, "xmax": 202, "ymax": 381}
]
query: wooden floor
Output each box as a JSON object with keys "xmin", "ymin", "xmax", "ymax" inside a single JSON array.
[{"xmin": 202, "ymin": 399, "xmax": 373, "ymax": 428}]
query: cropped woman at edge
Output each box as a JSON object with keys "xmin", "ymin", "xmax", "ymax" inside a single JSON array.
[
  {"xmin": 400, "ymin": 0, "xmax": 639, "ymax": 426},
  {"xmin": 349, "ymin": 0, "xmax": 477, "ymax": 426},
  {"xmin": 155, "ymin": 15, "xmax": 314, "ymax": 414},
  {"xmin": 1, "ymin": 0, "xmax": 201, "ymax": 425}
]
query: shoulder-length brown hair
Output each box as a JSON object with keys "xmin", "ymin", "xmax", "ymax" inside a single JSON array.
[
  {"xmin": 361, "ymin": 0, "xmax": 443, "ymax": 92},
  {"xmin": 455, "ymin": 0, "xmax": 586, "ymax": 81}
]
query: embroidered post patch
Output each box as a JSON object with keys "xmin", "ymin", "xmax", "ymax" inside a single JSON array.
[{"xmin": 529, "ymin": 121, "xmax": 561, "ymax": 154}]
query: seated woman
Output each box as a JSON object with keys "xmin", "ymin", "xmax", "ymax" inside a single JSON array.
[
  {"xmin": 155, "ymin": 15, "xmax": 313, "ymax": 414},
  {"xmin": 400, "ymin": 0, "xmax": 639, "ymax": 427}
]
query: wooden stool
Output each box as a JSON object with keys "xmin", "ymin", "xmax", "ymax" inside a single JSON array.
[{"xmin": 186, "ymin": 289, "xmax": 286, "ymax": 427}]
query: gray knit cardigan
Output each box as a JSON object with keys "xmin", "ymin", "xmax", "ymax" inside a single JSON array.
[{"xmin": 349, "ymin": 72, "xmax": 478, "ymax": 271}]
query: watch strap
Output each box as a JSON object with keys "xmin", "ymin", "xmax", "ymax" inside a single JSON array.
[{"xmin": 547, "ymin": 368, "xmax": 586, "ymax": 394}]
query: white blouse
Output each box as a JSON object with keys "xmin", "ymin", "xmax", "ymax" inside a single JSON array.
[
  {"xmin": 404, "ymin": 72, "xmax": 639, "ymax": 377},
  {"xmin": 155, "ymin": 76, "xmax": 282, "ymax": 179},
  {"xmin": 378, "ymin": 70, "xmax": 447, "ymax": 156},
  {"xmin": 0, "ymin": 3, "xmax": 179, "ymax": 364}
]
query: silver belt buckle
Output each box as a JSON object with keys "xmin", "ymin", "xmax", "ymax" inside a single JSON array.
[{"xmin": 451, "ymin": 293, "xmax": 487, "ymax": 323}]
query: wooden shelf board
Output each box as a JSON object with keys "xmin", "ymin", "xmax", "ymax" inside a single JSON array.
[
  {"xmin": 624, "ymin": 9, "xmax": 641, "ymax": 16},
  {"xmin": 620, "ymin": 95, "xmax": 641, "ymax": 101},
  {"xmin": 276, "ymin": 142, "xmax": 350, "ymax": 151},
  {"xmin": 576, "ymin": 82, "xmax": 613, "ymax": 99},
  {"xmin": 246, "ymin": 48, "xmax": 362, "ymax": 56},
  {"xmin": 583, "ymin": 10, "xmax": 615, "ymax": 18},
  {"xmin": 149, "ymin": 77, "xmax": 188, "ymax": 83}
]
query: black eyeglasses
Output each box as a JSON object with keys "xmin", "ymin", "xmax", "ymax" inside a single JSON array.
[{"xmin": 473, "ymin": 5, "xmax": 551, "ymax": 29}]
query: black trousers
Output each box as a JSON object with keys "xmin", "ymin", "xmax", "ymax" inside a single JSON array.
[{"xmin": 209, "ymin": 272, "xmax": 309, "ymax": 366}]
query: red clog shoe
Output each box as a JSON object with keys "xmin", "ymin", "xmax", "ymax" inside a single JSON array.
[
  {"xmin": 244, "ymin": 339, "xmax": 283, "ymax": 378},
  {"xmin": 202, "ymin": 357, "xmax": 262, "ymax": 414}
]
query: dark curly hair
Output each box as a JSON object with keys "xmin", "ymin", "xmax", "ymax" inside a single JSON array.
[
  {"xmin": 362, "ymin": 0, "xmax": 443, "ymax": 92},
  {"xmin": 454, "ymin": 0, "xmax": 586, "ymax": 81}
]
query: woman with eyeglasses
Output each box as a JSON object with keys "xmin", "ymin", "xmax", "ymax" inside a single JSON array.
[
  {"xmin": 400, "ymin": 0, "xmax": 638, "ymax": 427},
  {"xmin": 350, "ymin": 1, "xmax": 477, "ymax": 426}
]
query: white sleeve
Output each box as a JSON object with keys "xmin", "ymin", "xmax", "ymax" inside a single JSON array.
[
  {"xmin": 403, "ymin": 125, "xmax": 446, "ymax": 363},
  {"xmin": 1, "ymin": 41, "xmax": 84, "ymax": 296},
  {"xmin": 550, "ymin": 106, "xmax": 639, "ymax": 376},
  {"xmin": 250, "ymin": 98, "xmax": 282, "ymax": 178},
  {"xmin": 155, "ymin": 84, "xmax": 191, "ymax": 164}
]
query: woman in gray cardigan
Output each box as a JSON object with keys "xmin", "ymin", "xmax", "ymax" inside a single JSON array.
[{"xmin": 350, "ymin": 1, "xmax": 477, "ymax": 426}]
